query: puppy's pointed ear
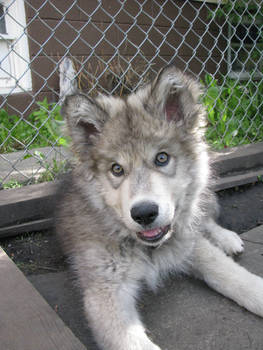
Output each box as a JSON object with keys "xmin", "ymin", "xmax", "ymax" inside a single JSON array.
[
  {"xmin": 149, "ymin": 66, "xmax": 205, "ymax": 130},
  {"xmin": 62, "ymin": 94, "xmax": 107, "ymax": 157}
]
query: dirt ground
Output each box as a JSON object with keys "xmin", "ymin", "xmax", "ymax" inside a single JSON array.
[{"xmin": 1, "ymin": 182, "xmax": 263, "ymax": 276}]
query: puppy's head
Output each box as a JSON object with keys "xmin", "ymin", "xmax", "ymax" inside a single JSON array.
[{"xmin": 62, "ymin": 66, "xmax": 209, "ymax": 246}]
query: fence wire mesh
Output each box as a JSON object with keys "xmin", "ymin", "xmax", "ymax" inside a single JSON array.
[{"xmin": 0, "ymin": 0, "xmax": 263, "ymax": 185}]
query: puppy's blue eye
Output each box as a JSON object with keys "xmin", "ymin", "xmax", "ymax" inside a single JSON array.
[
  {"xmin": 155, "ymin": 152, "xmax": 170, "ymax": 166},
  {"xmin": 111, "ymin": 163, "xmax": 124, "ymax": 176}
]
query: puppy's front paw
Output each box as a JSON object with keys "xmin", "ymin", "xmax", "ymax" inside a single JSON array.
[{"xmin": 218, "ymin": 228, "xmax": 244, "ymax": 256}]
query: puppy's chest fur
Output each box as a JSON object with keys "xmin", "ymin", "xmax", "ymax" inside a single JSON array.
[{"xmin": 92, "ymin": 228, "xmax": 195, "ymax": 287}]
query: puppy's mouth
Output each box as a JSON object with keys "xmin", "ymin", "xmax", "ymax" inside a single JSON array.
[{"xmin": 136, "ymin": 225, "xmax": 171, "ymax": 243}]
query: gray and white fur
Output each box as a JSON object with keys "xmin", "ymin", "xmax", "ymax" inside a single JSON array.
[{"xmin": 56, "ymin": 66, "xmax": 262, "ymax": 350}]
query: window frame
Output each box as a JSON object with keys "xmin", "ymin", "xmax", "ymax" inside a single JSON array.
[{"xmin": 0, "ymin": 0, "xmax": 32, "ymax": 95}]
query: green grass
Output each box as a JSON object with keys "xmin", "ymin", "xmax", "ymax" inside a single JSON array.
[{"xmin": 203, "ymin": 75, "xmax": 263, "ymax": 149}]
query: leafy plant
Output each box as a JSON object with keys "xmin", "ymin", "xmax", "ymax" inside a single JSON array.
[
  {"xmin": 1, "ymin": 151, "xmax": 69, "ymax": 188},
  {"xmin": 0, "ymin": 98, "xmax": 68, "ymax": 153},
  {"xmin": 0, "ymin": 109, "xmax": 33, "ymax": 153},
  {"xmin": 33, "ymin": 151, "xmax": 69, "ymax": 183},
  {"xmin": 2, "ymin": 179, "xmax": 23, "ymax": 189},
  {"xmin": 29, "ymin": 98, "xmax": 67, "ymax": 147},
  {"xmin": 213, "ymin": 1, "xmax": 263, "ymax": 24},
  {"xmin": 210, "ymin": 1, "xmax": 263, "ymax": 73}
]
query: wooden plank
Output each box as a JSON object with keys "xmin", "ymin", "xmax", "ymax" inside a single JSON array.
[
  {"xmin": 213, "ymin": 167, "xmax": 263, "ymax": 192},
  {"xmin": 0, "ymin": 247, "xmax": 87, "ymax": 350},
  {"xmin": 0, "ymin": 218, "xmax": 53, "ymax": 237},
  {"xmin": 26, "ymin": 0, "xmax": 219, "ymax": 29},
  {"xmin": 212, "ymin": 142, "xmax": 263, "ymax": 176},
  {"xmin": 25, "ymin": 0, "xmax": 81, "ymax": 21},
  {"xmin": 0, "ymin": 181, "xmax": 56, "ymax": 228},
  {"xmin": 27, "ymin": 18, "xmax": 223, "ymax": 58}
]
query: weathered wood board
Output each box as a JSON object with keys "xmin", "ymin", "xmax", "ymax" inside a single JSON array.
[{"xmin": 0, "ymin": 247, "xmax": 86, "ymax": 350}]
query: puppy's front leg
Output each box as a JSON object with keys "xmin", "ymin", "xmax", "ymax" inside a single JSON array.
[
  {"xmin": 204, "ymin": 218, "xmax": 244, "ymax": 256},
  {"xmin": 83, "ymin": 281, "xmax": 161, "ymax": 350},
  {"xmin": 192, "ymin": 236, "xmax": 263, "ymax": 317}
]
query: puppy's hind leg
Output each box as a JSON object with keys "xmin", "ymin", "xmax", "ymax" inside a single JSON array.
[
  {"xmin": 192, "ymin": 236, "xmax": 263, "ymax": 317},
  {"xmin": 205, "ymin": 218, "xmax": 244, "ymax": 256}
]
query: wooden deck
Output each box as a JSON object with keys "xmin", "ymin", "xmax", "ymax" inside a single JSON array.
[{"xmin": 0, "ymin": 247, "xmax": 86, "ymax": 350}]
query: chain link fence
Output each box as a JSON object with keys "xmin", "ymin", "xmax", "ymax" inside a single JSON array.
[{"xmin": 0, "ymin": 0, "xmax": 263, "ymax": 186}]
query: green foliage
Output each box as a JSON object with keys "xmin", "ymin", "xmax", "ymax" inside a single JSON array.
[
  {"xmin": 203, "ymin": 74, "xmax": 263, "ymax": 149},
  {"xmin": 2, "ymin": 151, "xmax": 69, "ymax": 187},
  {"xmin": 206, "ymin": 1, "xmax": 263, "ymax": 148},
  {"xmin": 2, "ymin": 179, "xmax": 23, "ymax": 189},
  {"xmin": 212, "ymin": 1, "xmax": 263, "ymax": 24},
  {"xmin": 0, "ymin": 98, "xmax": 67, "ymax": 153},
  {"xmin": 210, "ymin": 1, "xmax": 263, "ymax": 73},
  {"xmin": 1, "ymin": 85, "xmax": 263, "ymax": 155},
  {"xmin": 33, "ymin": 150, "xmax": 69, "ymax": 183}
]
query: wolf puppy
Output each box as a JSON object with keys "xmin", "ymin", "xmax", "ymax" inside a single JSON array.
[{"xmin": 56, "ymin": 66, "xmax": 263, "ymax": 350}]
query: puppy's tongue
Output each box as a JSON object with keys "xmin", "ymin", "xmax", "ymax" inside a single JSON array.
[
  {"xmin": 140, "ymin": 228, "xmax": 160, "ymax": 238},
  {"xmin": 137, "ymin": 225, "xmax": 170, "ymax": 242}
]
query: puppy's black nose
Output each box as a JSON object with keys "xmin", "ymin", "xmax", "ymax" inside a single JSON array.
[{"xmin": 130, "ymin": 202, "xmax": 159, "ymax": 226}]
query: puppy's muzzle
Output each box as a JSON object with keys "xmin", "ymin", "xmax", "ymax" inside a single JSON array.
[{"xmin": 130, "ymin": 201, "xmax": 170, "ymax": 244}]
